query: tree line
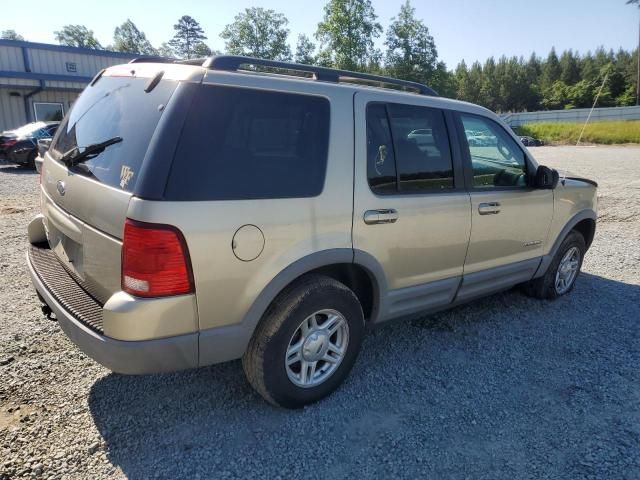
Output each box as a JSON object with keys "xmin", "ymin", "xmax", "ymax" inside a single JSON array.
[{"xmin": 1, "ymin": 0, "xmax": 638, "ymax": 112}]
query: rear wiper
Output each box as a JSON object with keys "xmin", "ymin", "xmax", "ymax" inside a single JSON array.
[{"xmin": 60, "ymin": 136, "xmax": 123, "ymax": 166}]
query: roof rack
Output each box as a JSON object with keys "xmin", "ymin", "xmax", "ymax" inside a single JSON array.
[
  {"xmin": 128, "ymin": 55, "xmax": 438, "ymax": 96},
  {"xmin": 129, "ymin": 56, "xmax": 207, "ymax": 66},
  {"xmin": 129, "ymin": 56, "xmax": 175, "ymax": 64},
  {"xmin": 204, "ymin": 56, "xmax": 438, "ymax": 96}
]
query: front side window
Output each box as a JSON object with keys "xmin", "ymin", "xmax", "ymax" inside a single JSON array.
[
  {"xmin": 366, "ymin": 102, "xmax": 454, "ymax": 194},
  {"xmin": 460, "ymin": 114, "xmax": 527, "ymax": 188},
  {"xmin": 165, "ymin": 86, "xmax": 330, "ymax": 200}
]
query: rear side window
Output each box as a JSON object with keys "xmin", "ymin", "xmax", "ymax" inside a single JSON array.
[
  {"xmin": 366, "ymin": 104, "xmax": 397, "ymax": 195},
  {"xmin": 388, "ymin": 104, "xmax": 454, "ymax": 191},
  {"xmin": 366, "ymin": 102, "xmax": 454, "ymax": 194},
  {"xmin": 50, "ymin": 76, "xmax": 177, "ymax": 192},
  {"xmin": 164, "ymin": 86, "xmax": 330, "ymax": 200}
]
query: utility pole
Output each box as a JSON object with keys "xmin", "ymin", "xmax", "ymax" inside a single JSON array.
[
  {"xmin": 637, "ymin": 8, "xmax": 639, "ymax": 105},
  {"xmin": 630, "ymin": 0, "xmax": 640, "ymax": 104}
]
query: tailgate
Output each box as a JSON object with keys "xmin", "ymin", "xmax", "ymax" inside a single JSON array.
[
  {"xmin": 40, "ymin": 157, "xmax": 129, "ymax": 303},
  {"xmin": 39, "ymin": 69, "xmax": 183, "ymax": 302}
]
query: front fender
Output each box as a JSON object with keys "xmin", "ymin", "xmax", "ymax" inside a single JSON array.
[{"xmin": 534, "ymin": 209, "xmax": 596, "ymax": 278}]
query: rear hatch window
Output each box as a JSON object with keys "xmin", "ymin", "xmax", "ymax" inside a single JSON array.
[{"xmin": 50, "ymin": 76, "xmax": 177, "ymax": 192}]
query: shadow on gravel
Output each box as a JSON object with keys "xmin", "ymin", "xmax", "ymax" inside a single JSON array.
[
  {"xmin": 88, "ymin": 273, "xmax": 640, "ymax": 479},
  {"xmin": 0, "ymin": 164, "xmax": 37, "ymax": 175}
]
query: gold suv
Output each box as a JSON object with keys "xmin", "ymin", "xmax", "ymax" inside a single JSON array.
[{"xmin": 27, "ymin": 56, "xmax": 597, "ymax": 408}]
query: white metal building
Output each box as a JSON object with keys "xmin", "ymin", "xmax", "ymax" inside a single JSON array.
[{"xmin": 0, "ymin": 39, "xmax": 137, "ymax": 132}]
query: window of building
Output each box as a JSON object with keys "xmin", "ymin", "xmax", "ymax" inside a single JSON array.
[{"xmin": 33, "ymin": 102, "xmax": 64, "ymax": 122}]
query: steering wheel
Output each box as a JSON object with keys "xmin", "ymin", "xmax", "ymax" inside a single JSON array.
[{"xmin": 497, "ymin": 139, "xmax": 514, "ymax": 161}]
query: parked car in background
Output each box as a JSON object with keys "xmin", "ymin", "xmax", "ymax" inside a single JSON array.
[
  {"xmin": 465, "ymin": 129, "xmax": 497, "ymax": 147},
  {"xmin": 520, "ymin": 135, "xmax": 544, "ymax": 147},
  {"xmin": 0, "ymin": 130, "xmax": 18, "ymax": 157},
  {"xmin": 4, "ymin": 122, "xmax": 59, "ymax": 168}
]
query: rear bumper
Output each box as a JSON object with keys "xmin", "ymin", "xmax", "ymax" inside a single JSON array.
[
  {"xmin": 28, "ymin": 250, "xmax": 199, "ymax": 374},
  {"xmin": 27, "ymin": 213, "xmax": 251, "ymax": 373}
]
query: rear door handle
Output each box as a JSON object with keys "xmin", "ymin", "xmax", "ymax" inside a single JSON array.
[
  {"xmin": 364, "ymin": 209, "xmax": 399, "ymax": 225},
  {"xmin": 478, "ymin": 202, "xmax": 501, "ymax": 215}
]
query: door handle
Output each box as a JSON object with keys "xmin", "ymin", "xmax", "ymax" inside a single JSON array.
[
  {"xmin": 478, "ymin": 202, "xmax": 501, "ymax": 215},
  {"xmin": 363, "ymin": 209, "xmax": 399, "ymax": 225}
]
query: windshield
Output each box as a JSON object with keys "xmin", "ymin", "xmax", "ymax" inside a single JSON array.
[{"xmin": 50, "ymin": 76, "xmax": 177, "ymax": 192}]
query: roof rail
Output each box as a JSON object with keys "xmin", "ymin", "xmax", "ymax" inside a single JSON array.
[
  {"xmin": 128, "ymin": 56, "xmax": 176, "ymax": 64},
  {"xmin": 128, "ymin": 56, "xmax": 208, "ymax": 66},
  {"xmin": 202, "ymin": 55, "xmax": 438, "ymax": 96}
]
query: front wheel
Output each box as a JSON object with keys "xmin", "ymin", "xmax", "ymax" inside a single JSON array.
[
  {"xmin": 524, "ymin": 230, "xmax": 586, "ymax": 299},
  {"xmin": 243, "ymin": 274, "xmax": 365, "ymax": 408}
]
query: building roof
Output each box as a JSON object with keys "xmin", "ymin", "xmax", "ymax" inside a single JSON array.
[
  {"xmin": 0, "ymin": 39, "xmax": 137, "ymax": 91},
  {"xmin": 0, "ymin": 39, "xmax": 138, "ymax": 59}
]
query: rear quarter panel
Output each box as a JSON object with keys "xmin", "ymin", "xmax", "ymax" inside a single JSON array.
[{"xmin": 127, "ymin": 75, "xmax": 355, "ymax": 332}]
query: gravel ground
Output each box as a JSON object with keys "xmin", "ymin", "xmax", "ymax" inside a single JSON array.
[{"xmin": 1, "ymin": 146, "xmax": 639, "ymax": 479}]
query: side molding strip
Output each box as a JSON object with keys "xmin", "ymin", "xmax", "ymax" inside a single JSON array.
[{"xmin": 456, "ymin": 258, "xmax": 541, "ymax": 303}]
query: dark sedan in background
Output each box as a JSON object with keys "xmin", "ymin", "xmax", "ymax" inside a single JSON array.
[
  {"xmin": 520, "ymin": 135, "xmax": 544, "ymax": 147},
  {"xmin": 0, "ymin": 121, "xmax": 59, "ymax": 168}
]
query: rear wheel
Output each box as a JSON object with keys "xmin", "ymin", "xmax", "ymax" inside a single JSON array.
[
  {"xmin": 243, "ymin": 274, "xmax": 365, "ymax": 408},
  {"xmin": 524, "ymin": 230, "xmax": 586, "ymax": 299}
]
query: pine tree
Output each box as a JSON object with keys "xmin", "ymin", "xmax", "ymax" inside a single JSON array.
[{"xmin": 169, "ymin": 16, "xmax": 207, "ymax": 59}]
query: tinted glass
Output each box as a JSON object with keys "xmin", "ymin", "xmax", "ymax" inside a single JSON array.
[
  {"xmin": 460, "ymin": 114, "xmax": 527, "ymax": 188},
  {"xmin": 165, "ymin": 86, "xmax": 330, "ymax": 201},
  {"xmin": 387, "ymin": 104, "xmax": 454, "ymax": 191},
  {"xmin": 366, "ymin": 104, "xmax": 397, "ymax": 194},
  {"xmin": 50, "ymin": 76, "xmax": 177, "ymax": 192}
]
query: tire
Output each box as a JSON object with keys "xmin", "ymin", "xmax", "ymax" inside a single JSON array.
[
  {"xmin": 524, "ymin": 230, "xmax": 586, "ymax": 300},
  {"xmin": 243, "ymin": 274, "xmax": 365, "ymax": 408},
  {"xmin": 22, "ymin": 151, "xmax": 37, "ymax": 169}
]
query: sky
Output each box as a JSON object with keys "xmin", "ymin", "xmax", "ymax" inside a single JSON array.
[{"xmin": 1, "ymin": 0, "xmax": 638, "ymax": 68}]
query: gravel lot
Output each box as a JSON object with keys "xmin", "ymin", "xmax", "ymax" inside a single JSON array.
[{"xmin": 1, "ymin": 146, "xmax": 639, "ymax": 479}]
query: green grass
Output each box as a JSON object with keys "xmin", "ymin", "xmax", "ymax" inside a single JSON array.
[{"xmin": 516, "ymin": 120, "xmax": 640, "ymax": 145}]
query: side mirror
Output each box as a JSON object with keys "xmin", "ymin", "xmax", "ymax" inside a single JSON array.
[{"xmin": 534, "ymin": 165, "xmax": 559, "ymax": 189}]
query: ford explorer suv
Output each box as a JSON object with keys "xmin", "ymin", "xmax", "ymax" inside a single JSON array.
[{"xmin": 27, "ymin": 56, "xmax": 597, "ymax": 408}]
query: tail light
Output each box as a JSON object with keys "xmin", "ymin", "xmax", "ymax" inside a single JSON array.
[
  {"xmin": 121, "ymin": 219, "xmax": 194, "ymax": 298},
  {"xmin": 2, "ymin": 139, "xmax": 17, "ymax": 148}
]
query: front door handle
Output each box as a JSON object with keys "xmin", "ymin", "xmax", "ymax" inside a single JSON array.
[
  {"xmin": 478, "ymin": 202, "xmax": 501, "ymax": 215},
  {"xmin": 364, "ymin": 209, "xmax": 399, "ymax": 225}
]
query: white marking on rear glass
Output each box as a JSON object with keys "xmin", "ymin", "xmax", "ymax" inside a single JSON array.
[{"xmin": 120, "ymin": 165, "xmax": 134, "ymax": 189}]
